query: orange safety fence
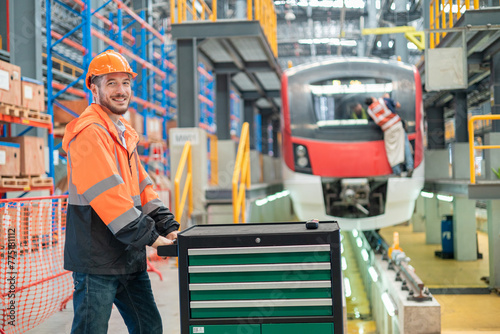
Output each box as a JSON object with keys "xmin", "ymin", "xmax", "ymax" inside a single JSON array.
[{"xmin": 0, "ymin": 195, "xmax": 72, "ymax": 334}]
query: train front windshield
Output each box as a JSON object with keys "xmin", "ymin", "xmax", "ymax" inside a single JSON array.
[{"xmin": 311, "ymin": 78, "xmax": 394, "ymax": 127}]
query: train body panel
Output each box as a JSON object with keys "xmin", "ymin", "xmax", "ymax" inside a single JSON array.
[
  {"xmin": 281, "ymin": 57, "xmax": 425, "ymax": 231},
  {"xmin": 282, "ymin": 163, "xmax": 425, "ymax": 230}
]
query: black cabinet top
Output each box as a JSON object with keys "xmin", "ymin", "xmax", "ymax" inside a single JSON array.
[{"xmin": 180, "ymin": 221, "xmax": 340, "ymax": 237}]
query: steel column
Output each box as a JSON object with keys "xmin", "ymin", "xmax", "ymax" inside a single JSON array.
[
  {"xmin": 176, "ymin": 38, "xmax": 198, "ymax": 127},
  {"xmin": 215, "ymin": 73, "xmax": 231, "ymax": 139},
  {"xmin": 454, "ymin": 91, "xmax": 468, "ymax": 142},
  {"xmin": 424, "ymin": 196, "xmax": 441, "ymax": 245},
  {"xmin": 46, "ymin": 0, "xmax": 55, "ymax": 183},
  {"xmin": 453, "ymin": 197, "xmax": 478, "ymax": 260},
  {"xmin": 487, "ymin": 200, "xmax": 500, "ymax": 290},
  {"xmin": 394, "ymin": 0, "xmax": 409, "ymax": 62},
  {"xmin": 426, "ymin": 106, "xmax": 446, "ymax": 149},
  {"xmin": 0, "ymin": 0, "xmax": 8, "ymax": 52},
  {"xmin": 9, "ymin": 0, "xmax": 42, "ymax": 80},
  {"xmin": 243, "ymin": 100, "xmax": 256, "ymax": 149},
  {"xmin": 490, "ymin": 51, "xmax": 500, "ymax": 132}
]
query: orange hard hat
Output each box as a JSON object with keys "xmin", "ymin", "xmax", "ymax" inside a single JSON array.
[{"xmin": 85, "ymin": 50, "xmax": 137, "ymax": 89}]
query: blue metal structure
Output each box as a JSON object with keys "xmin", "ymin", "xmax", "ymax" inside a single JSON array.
[
  {"xmin": 45, "ymin": 0, "xmax": 177, "ymax": 180},
  {"xmin": 198, "ymin": 63, "xmax": 215, "ymax": 134},
  {"xmin": 230, "ymin": 89, "xmax": 241, "ymax": 138}
]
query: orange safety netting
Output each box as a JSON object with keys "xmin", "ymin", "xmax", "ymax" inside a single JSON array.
[{"xmin": 0, "ymin": 196, "xmax": 72, "ymax": 334}]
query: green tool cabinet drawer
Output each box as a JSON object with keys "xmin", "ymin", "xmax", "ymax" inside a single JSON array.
[
  {"xmin": 188, "ymin": 245, "xmax": 333, "ymax": 319},
  {"xmin": 189, "ymin": 323, "xmax": 334, "ymax": 334},
  {"xmin": 262, "ymin": 323, "xmax": 334, "ymax": 334}
]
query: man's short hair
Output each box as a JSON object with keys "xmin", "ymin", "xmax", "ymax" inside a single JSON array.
[
  {"xmin": 91, "ymin": 73, "xmax": 132, "ymax": 88},
  {"xmin": 365, "ymin": 97, "xmax": 374, "ymax": 106},
  {"xmin": 91, "ymin": 75, "xmax": 105, "ymax": 88}
]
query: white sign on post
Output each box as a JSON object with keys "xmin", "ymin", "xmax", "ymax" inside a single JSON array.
[{"xmin": 171, "ymin": 130, "xmax": 199, "ymax": 146}]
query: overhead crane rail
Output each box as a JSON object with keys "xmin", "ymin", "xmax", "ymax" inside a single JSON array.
[{"xmin": 361, "ymin": 26, "xmax": 425, "ymax": 50}]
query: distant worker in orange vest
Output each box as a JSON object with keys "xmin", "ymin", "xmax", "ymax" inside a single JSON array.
[
  {"xmin": 62, "ymin": 50, "xmax": 179, "ymax": 334},
  {"xmin": 382, "ymin": 92, "xmax": 414, "ymax": 175},
  {"xmin": 365, "ymin": 97, "xmax": 412, "ymax": 176}
]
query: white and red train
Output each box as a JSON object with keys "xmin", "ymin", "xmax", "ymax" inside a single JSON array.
[{"xmin": 281, "ymin": 57, "xmax": 424, "ymax": 230}]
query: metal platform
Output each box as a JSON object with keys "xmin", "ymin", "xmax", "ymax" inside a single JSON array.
[
  {"xmin": 424, "ymin": 179, "xmax": 500, "ymax": 200},
  {"xmin": 171, "ymin": 20, "xmax": 282, "ymax": 112},
  {"xmin": 419, "ymin": 8, "xmax": 500, "ymax": 107}
]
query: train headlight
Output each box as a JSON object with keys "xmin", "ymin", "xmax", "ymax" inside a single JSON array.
[
  {"xmin": 297, "ymin": 156, "xmax": 309, "ymax": 168},
  {"xmin": 293, "ymin": 144, "xmax": 312, "ymax": 173},
  {"xmin": 296, "ymin": 145, "xmax": 307, "ymax": 157}
]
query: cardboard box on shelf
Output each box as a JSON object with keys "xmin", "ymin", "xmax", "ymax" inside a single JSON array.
[
  {"xmin": 21, "ymin": 77, "xmax": 45, "ymax": 112},
  {"xmin": 2, "ymin": 136, "xmax": 45, "ymax": 176},
  {"xmin": 147, "ymin": 117, "xmax": 163, "ymax": 141},
  {"xmin": 0, "ymin": 60, "xmax": 22, "ymax": 107},
  {"xmin": 0, "ymin": 141, "xmax": 21, "ymax": 176},
  {"xmin": 53, "ymin": 98, "xmax": 89, "ymax": 124},
  {"xmin": 123, "ymin": 111, "xmax": 144, "ymax": 135}
]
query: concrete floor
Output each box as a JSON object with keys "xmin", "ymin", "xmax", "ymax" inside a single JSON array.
[{"xmin": 380, "ymin": 224, "xmax": 500, "ymax": 334}]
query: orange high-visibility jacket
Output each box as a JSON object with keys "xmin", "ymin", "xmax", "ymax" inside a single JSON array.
[
  {"xmin": 367, "ymin": 98, "xmax": 401, "ymax": 131},
  {"xmin": 62, "ymin": 104, "xmax": 179, "ymax": 275}
]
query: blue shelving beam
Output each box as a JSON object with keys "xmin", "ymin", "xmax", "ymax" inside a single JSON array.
[{"xmin": 45, "ymin": 0, "xmax": 177, "ymax": 181}]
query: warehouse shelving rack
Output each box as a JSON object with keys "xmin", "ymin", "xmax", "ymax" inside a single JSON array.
[
  {"xmin": 45, "ymin": 0, "xmax": 177, "ymax": 181},
  {"xmin": 197, "ymin": 63, "xmax": 218, "ymax": 184}
]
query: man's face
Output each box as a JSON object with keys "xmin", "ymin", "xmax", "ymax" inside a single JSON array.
[
  {"xmin": 355, "ymin": 104, "xmax": 362, "ymax": 114},
  {"xmin": 91, "ymin": 72, "xmax": 132, "ymax": 116}
]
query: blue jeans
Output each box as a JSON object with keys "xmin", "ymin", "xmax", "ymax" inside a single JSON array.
[
  {"xmin": 71, "ymin": 271, "xmax": 162, "ymax": 334},
  {"xmin": 404, "ymin": 133, "xmax": 414, "ymax": 171},
  {"xmin": 392, "ymin": 134, "xmax": 414, "ymax": 175}
]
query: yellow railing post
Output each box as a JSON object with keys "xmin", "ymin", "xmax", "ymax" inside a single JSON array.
[
  {"xmin": 170, "ymin": 0, "xmax": 176, "ymax": 23},
  {"xmin": 247, "ymin": 0, "xmax": 253, "ymax": 20},
  {"xmin": 468, "ymin": 115, "xmax": 500, "ymax": 184},
  {"xmin": 232, "ymin": 122, "xmax": 251, "ymax": 224},
  {"xmin": 440, "ymin": 0, "xmax": 445, "ymax": 39},
  {"xmin": 430, "ymin": 2, "xmax": 435, "ymax": 48},
  {"xmin": 207, "ymin": 134, "xmax": 219, "ymax": 185},
  {"xmin": 174, "ymin": 141, "xmax": 193, "ymax": 224},
  {"xmin": 435, "ymin": 1, "xmax": 440, "ymax": 45},
  {"xmin": 448, "ymin": 0, "xmax": 452, "ymax": 31},
  {"xmin": 212, "ymin": 0, "xmax": 217, "ymax": 20}
]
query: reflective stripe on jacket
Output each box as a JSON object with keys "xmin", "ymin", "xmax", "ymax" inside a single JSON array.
[
  {"xmin": 367, "ymin": 98, "xmax": 401, "ymax": 131},
  {"xmin": 62, "ymin": 104, "xmax": 179, "ymax": 275}
]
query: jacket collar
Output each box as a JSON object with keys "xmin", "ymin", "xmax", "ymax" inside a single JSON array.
[{"xmin": 62, "ymin": 103, "xmax": 139, "ymax": 154}]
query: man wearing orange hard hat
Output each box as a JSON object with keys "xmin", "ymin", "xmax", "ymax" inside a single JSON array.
[{"xmin": 62, "ymin": 50, "xmax": 179, "ymax": 334}]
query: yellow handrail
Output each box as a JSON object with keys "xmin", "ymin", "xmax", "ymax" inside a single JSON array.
[
  {"xmin": 429, "ymin": 0, "xmax": 480, "ymax": 48},
  {"xmin": 42, "ymin": 53, "xmax": 84, "ymax": 78},
  {"xmin": 169, "ymin": 0, "xmax": 277, "ymax": 57},
  {"xmin": 207, "ymin": 133, "xmax": 219, "ymax": 185},
  {"xmin": 174, "ymin": 141, "xmax": 193, "ymax": 224},
  {"xmin": 170, "ymin": 0, "xmax": 216, "ymax": 23},
  {"xmin": 232, "ymin": 122, "xmax": 251, "ymax": 224},
  {"xmin": 468, "ymin": 115, "xmax": 500, "ymax": 184}
]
